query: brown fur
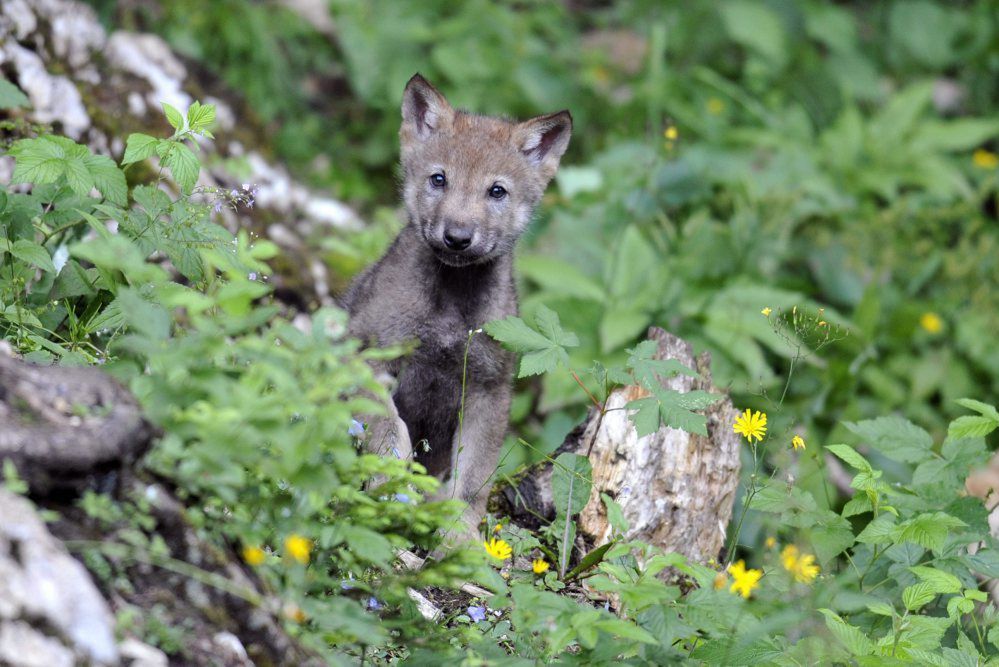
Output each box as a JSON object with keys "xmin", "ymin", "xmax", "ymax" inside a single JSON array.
[{"xmin": 344, "ymin": 74, "xmax": 571, "ymax": 542}]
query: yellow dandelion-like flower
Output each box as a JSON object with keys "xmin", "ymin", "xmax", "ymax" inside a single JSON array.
[
  {"xmin": 792, "ymin": 435, "xmax": 806, "ymax": 451},
  {"xmin": 483, "ymin": 538, "xmax": 512, "ymax": 561},
  {"xmin": 706, "ymin": 97, "xmax": 725, "ymax": 115},
  {"xmin": 713, "ymin": 571, "xmax": 728, "ymax": 590},
  {"xmin": 532, "ymin": 558, "xmax": 550, "ymax": 574},
  {"xmin": 920, "ymin": 312, "xmax": 943, "ymax": 334},
  {"xmin": 733, "ymin": 409, "xmax": 767, "ymax": 443},
  {"xmin": 793, "ymin": 553, "xmax": 820, "ymax": 583},
  {"xmin": 726, "ymin": 560, "xmax": 762, "ymax": 599},
  {"xmin": 781, "ymin": 544, "xmax": 799, "ymax": 571},
  {"xmin": 283, "ymin": 603, "xmax": 307, "ymax": 623},
  {"xmin": 764, "ymin": 536, "xmax": 776, "ymax": 549},
  {"xmin": 493, "ymin": 523, "xmax": 503, "ymax": 533},
  {"xmin": 818, "ymin": 320, "xmax": 827, "ymax": 327},
  {"xmin": 781, "ymin": 545, "xmax": 819, "ymax": 583},
  {"xmin": 973, "ymin": 149, "xmax": 998, "ymax": 170},
  {"xmin": 664, "ymin": 126, "xmax": 678, "ymax": 141},
  {"xmin": 761, "ymin": 307, "xmax": 772, "ymax": 317},
  {"xmin": 242, "ymin": 545, "xmax": 266, "ymax": 566},
  {"xmin": 284, "ymin": 534, "xmax": 311, "ymax": 565}
]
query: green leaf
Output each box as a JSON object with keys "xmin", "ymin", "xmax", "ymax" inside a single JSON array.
[
  {"xmin": 9, "ymin": 136, "xmax": 68, "ymax": 185},
  {"xmin": 903, "ymin": 582, "xmax": 937, "ymax": 611},
  {"xmin": 484, "ymin": 306, "xmax": 578, "ymax": 378},
  {"xmin": 810, "ymin": 512, "xmax": 854, "ymax": 564},
  {"xmin": 116, "ymin": 287, "xmax": 170, "ymax": 341},
  {"xmin": 186, "ymin": 101, "xmax": 216, "ymax": 134},
  {"xmin": 817, "ymin": 609, "xmax": 875, "ymax": 656},
  {"xmin": 718, "ymin": 1, "xmax": 787, "ymax": 65},
  {"xmin": 626, "ymin": 339, "xmax": 698, "ymax": 390},
  {"xmin": 564, "ymin": 541, "xmax": 614, "ymax": 582},
  {"xmin": 909, "ymin": 566, "xmax": 962, "ymax": 594},
  {"xmin": 893, "ymin": 512, "xmax": 966, "ymax": 550},
  {"xmin": 948, "ymin": 416, "xmax": 997, "ymax": 439},
  {"xmin": 49, "ymin": 260, "xmax": 97, "ymax": 300},
  {"xmin": 162, "ymin": 102, "xmax": 184, "ymax": 131},
  {"xmin": 161, "ymin": 142, "xmax": 200, "ymax": 194},
  {"xmin": 825, "ymin": 443, "xmax": 872, "ymax": 472},
  {"xmin": 0, "ymin": 78, "xmax": 29, "ymax": 109},
  {"xmin": 592, "ymin": 618, "xmax": 657, "ymax": 645},
  {"xmin": 600, "ymin": 493, "xmax": 628, "ymax": 535},
  {"xmin": 82, "ymin": 154, "xmax": 127, "ymax": 206},
  {"xmin": 10, "ymin": 239, "xmax": 55, "ymax": 273},
  {"xmin": 843, "ymin": 416, "xmax": 934, "ymax": 463},
  {"xmin": 551, "ymin": 452, "xmax": 592, "ymax": 517},
  {"xmin": 122, "ymin": 133, "xmax": 161, "ymax": 166},
  {"xmin": 856, "ymin": 513, "xmax": 896, "ymax": 545}
]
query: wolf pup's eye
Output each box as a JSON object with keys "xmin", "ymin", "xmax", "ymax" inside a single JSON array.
[
  {"xmin": 489, "ymin": 184, "xmax": 507, "ymax": 199},
  {"xmin": 430, "ymin": 173, "xmax": 446, "ymax": 188}
]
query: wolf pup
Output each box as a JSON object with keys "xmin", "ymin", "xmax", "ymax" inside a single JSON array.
[{"xmin": 344, "ymin": 74, "xmax": 571, "ymax": 540}]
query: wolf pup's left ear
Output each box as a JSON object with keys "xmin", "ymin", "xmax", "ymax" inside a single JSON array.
[
  {"xmin": 401, "ymin": 74, "xmax": 453, "ymax": 145},
  {"xmin": 516, "ymin": 110, "xmax": 572, "ymax": 181}
]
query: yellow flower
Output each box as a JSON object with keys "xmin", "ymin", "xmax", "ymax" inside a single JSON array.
[
  {"xmin": 792, "ymin": 435, "xmax": 806, "ymax": 451},
  {"xmin": 664, "ymin": 126, "xmax": 678, "ymax": 141},
  {"xmin": 733, "ymin": 409, "xmax": 767, "ymax": 443},
  {"xmin": 713, "ymin": 571, "xmax": 728, "ymax": 590},
  {"xmin": 493, "ymin": 524, "xmax": 503, "ymax": 533},
  {"xmin": 780, "ymin": 545, "xmax": 820, "ymax": 583},
  {"xmin": 284, "ymin": 534, "xmax": 311, "ymax": 564},
  {"xmin": 764, "ymin": 536, "xmax": 776, "ymax": 549},
  {"xmin": 283, "ymin": 603, "xmax": 307, "ymax": 623},
  {"xmin": 483, "ymin": 537, "xmax": 512, "ymax": 561},
  {"xmin": 761, "ymin": 307, "xmax": 772, "ymax": 317},
  {"xmin": 242, "ymin": 545, "xmax": 266, "ymax": 566},
  {"xmin": 920, "ymin": 312, "xmax": 943, "ymax": 334},
  {"xmin": 726, "ymin": 560, "xmax": 762, "ymax": 598},
  {"xmin": 706, "ymin": 97, "xmax": 725, "ymax": 115},
  {"xmin": 973, "ymin": 149, "xmax": 998, "ymax": 170},
  {"xmin": 818, "ymin": 321, "xmax": 827, "ymax": 327},
  {"xmin": 532, "ymin": 558, "xmax": 550, "ymax": 574}
]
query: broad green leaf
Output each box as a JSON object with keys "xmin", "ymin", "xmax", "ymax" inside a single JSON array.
[
  {"xmin": 162, "ymin": 102, "xmax": 184, "ymax": 131},
  {"xmin": 843, "ymin": 416, "xmax": 933, "ymax": 463},
  {"xmin": 551, "ymin": 452, "xmax": 592, "ymax": 517},
  {"xmin": 116, "ymin": 287, "xmax": 170, "ymax": 341},
  {"xmin": 626, "ymin": 339, "xmax": 698, "ymax": 390},
  {"xmin": 517, "ymin": 255, "xmax": 605, "ymax": 302},
  {"xmin": 893, "ymin": 512, "xmax": 966, "ymax": 550},
  {"xmin": 161, "ymin": 142, "xmax": 200, "ymax": 194},
  {"xmin": 825, "ymin": 443, "xmax": 872, "ymax": 472},
  {"xmin": 947, "ymin": 416, "xmax": 997, "ymax": 439},
  {"xmin": 810, "ymin": 512, "xmax": 854, "ymax": 564},
  {"xmin": 565, "ymin": 541, "xmax": 614, "ymax": 582},
  {"xmin": 49, "ymin": 260, "xmax": 97, "ymax": 300},
  {"xmin": 817, "ymin": 609, "xmax": 875, "ymax": 656},
  {"xmin": 909, "ymin": 566, "xmax": 962, "ymax": 594},
  {"xmin": 592, "ymin": 618, "xmax": 657, "ymax": 645},
  {"xmin": 10, "ymin": 239, "xmax": 55, "ymax": 273},
  {"xmin": 484, "ymin": 306, "xmax": 578, "ymax": 378},
  {"xmin": 82, "ymin": 154, "xmax": 127, "ymax": 206},
  {"xmin": 856, "ymin": 513, "xmax": 896, "ymax": 545},
  {"xmin": 122, "ymin": 133, "xmax": 161, "ymax": 165},
  {"xmin": 902, "ymin": 581, "xmax": 937, "ymax": 611}
]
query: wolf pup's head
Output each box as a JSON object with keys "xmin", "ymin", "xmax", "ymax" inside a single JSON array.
[{"xmin": 399, "ymin": 74, "xmax": 571, "ymax": 267}]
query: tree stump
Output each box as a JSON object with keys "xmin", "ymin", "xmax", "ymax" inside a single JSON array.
[{"xmin": 503, "ymin": 327, "xmax": 742, "ymax": 566}]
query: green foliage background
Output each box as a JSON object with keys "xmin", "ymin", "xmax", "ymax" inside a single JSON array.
[{"xmin": 2, "ymin": 0, "xmax": 999, "ymax": 664}]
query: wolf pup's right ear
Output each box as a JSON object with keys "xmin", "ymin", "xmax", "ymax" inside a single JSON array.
[{"xmin": 401, "ymin": 74, "xmax": 453, "ymax": 145}]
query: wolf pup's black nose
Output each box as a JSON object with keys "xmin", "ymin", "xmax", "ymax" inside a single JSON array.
[{"xmin": 443, "ymin": 225, "xmax": 473, "ymax": 250}]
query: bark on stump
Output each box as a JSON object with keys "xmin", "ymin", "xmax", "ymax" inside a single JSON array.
[{"xmin": 504, "ymin": 327, "xmax": 742, "ymax": 566}]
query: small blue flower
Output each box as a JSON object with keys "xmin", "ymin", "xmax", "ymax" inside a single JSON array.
[
  {"xmin": 467, "ymin": 606, "xmax": 486, "ymax": 622},
  {"xmin": 348, "ymin": 419, "xmax": 365, "ymax": 437},
  {"xmin": 367, "ymin": 597, "xmax": 382, "ymax": 610},
  {"xmin": 340, "ymin": 579, "xmax": 353, "ymax": 591},
  {"xmin": 394, "ymin": 493, "xmax": 411, "ymax": 504}
]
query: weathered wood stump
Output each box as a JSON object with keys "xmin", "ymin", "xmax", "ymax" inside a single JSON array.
[{"xmin": 503, "ymin": 327, "xmax": 742, "ymax": 565}]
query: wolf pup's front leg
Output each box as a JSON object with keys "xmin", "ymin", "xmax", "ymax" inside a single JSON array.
[{"xmin": 345, "ymin": 73, "xmax": 571, "ymax": 546}]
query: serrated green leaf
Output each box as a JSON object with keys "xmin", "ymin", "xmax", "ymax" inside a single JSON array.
[
  {"xmin": 162, "ymin": 102, "xmax": 184, "ymax": 131},
  {"xmin": 82, "ymin": 154, "xmax": 127, "ymax": 206},
  {"xmin": 948, "ymin": 416, "xmax": 998, "ymax": 439},
  {"xmin": 122, "ymin": 133, "xmax": 161, "ymax": 165},
  {"xmin": 187, "ymin": 101, "xmax": 216, "ymax": 134},
  {"xmin": 484, "ymin": 306, "xmax": 577, "ymax": 378},
  {"xmin": 116, "ymin": 287, "xmax": 170, "ymax": 341},
  {"xmin": 818, "ymin": 609, "xmax": 875, "ymax": 656},
  {"xmin": 161, "ymin": 142, "xmax": 200, "ymax": 194},
  {"xmin": 909, "ymin": 566, "xmax": 962, "ymax": 594},
  {"xmin": 843, "ymin": 416, "xmax": 933, "ymax": 463},
  {"xmin": 627, "ymin": 339, "xmax": 698, "ymax": 390},
  {"xmin": 856, "ymin": 513, "xmax": 896, "ymax": 545},
  {"xmin": 903, "ymin": 581, "xmax": 937, "ymax": 611},
  {"xmin": 826, "ymin": 443, "xmax": 872, "ymax": 472},
  {"xmin": 10, "ymin": 239, "xmax": 55, "ymax": 273},
  {"xmin": 893, "ymin": 512, "xmax": 966, "ymax": 550},
  {"xmin": 49, "ymin": 259, "xmax": 96, "ymax": 300}
]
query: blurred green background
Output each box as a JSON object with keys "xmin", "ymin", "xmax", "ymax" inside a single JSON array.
[{"xmin": 87, "ymin": 0, "xmax": 999, "ymax": 503}]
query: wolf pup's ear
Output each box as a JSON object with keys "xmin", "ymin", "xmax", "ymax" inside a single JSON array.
[
  {"xmin": 516, "ymin": 110, "xmax": 572, "ymax": 181},
  {"xmin": 401, "ymin": 74, "xmax": 453, "ymax": 144}
]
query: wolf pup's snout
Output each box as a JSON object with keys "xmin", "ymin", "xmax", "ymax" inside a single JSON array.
[{"xmin": 442, "ymin": 223, "xmax": 474, "ymax": 251}]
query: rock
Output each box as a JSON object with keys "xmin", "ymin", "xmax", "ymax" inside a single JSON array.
[
  {"xmin": 0, "ymin": 487, "xmax": 119, "ymax": 665},
  {"xmin": 119, "ymin": 638, "xmax": 169, "ymax": 667}
]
